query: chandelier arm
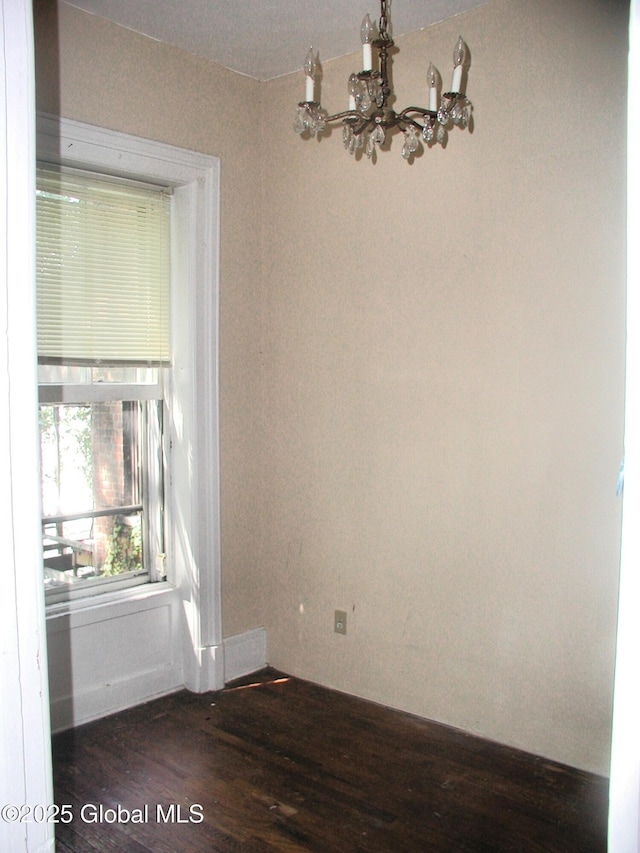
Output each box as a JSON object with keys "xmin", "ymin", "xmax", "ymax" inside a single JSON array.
[
  {"xmin": 323, "ymin": 109, "xmax": 361, "ymax": 124},
  {"xmin": 323, "ymin": 111, "xmax": 377, "ymax": 136},
  {"xmin": 351, "ymin": 116, "xmax": 377, "ymax": 136},
  {"xmin": 398, "ymin": 107, "xmax": 437, "ymax": 122},
  {"xmin": 397, "ymin": 117, "xmax": 423, "ymax": 133}
]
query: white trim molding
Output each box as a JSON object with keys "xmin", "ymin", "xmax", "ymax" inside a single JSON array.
[
  {"xmin": 223, "ymin": 628, "xmax": 268, "ymax": 683},
  {"xmin": 1, "ymin": 3, "xmax": 55, "ymax": 852},
  {"xmin": 608, "ymin": 1, "xmax": 640, "ymax": 850}
]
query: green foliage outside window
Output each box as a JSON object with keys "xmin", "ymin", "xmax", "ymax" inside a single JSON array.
[{"xmin": 102, "ymin": 517, "xmax": 143, "ymax": 576}]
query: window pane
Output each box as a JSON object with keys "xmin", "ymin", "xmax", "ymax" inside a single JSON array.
[
  {"xmin": 43, "ymin": 512, "xmax": 143, "ymax": 590},
  {"xmin": 40, "ymin": 404, "xmax": 93, "ymax": 516},
  {"xmin": 40, "ymin": 400, "xmax": 158, "ymax": 594}
]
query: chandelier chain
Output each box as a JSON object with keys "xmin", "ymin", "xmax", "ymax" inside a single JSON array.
[{"xmin": 379, "ymin": 0, "xmax": 390, "ymax": 40}]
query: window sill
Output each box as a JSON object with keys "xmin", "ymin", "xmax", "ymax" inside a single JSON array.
[{"xmin": 45, "ymin": 580, "xmax": 176, "ymax": 619}]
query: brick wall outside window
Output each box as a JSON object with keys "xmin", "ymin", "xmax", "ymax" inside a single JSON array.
[{"xmin": 93, "ymin": 402, "xmax": 126, "ymax": 567}]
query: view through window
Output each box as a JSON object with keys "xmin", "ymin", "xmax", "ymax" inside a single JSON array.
[{"xmin": 39, "ymin": 382, "xmax": 163, "ymax": 596}]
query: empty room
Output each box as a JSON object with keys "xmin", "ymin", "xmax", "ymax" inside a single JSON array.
[{"xmin": 2, "ymin": 0, "xmax": 639, "ymax": 850}]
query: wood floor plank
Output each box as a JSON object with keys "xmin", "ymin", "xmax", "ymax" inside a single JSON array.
[{"xmin": 52, "ymin": 668, "xmax": 608, "ymax": 852}]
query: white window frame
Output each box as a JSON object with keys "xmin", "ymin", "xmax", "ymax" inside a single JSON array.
[{"xmin": 37, "ymin": 114, "xmax": 223, "ymax": 691}]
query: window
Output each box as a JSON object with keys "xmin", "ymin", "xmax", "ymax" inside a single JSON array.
[
  {"xmin": 37, "ymin": 115, "xmax": 223, "ymax": 690},
  {"xmin": 36, "ymin": 167, "xmax": 170, "ymax": 602}
]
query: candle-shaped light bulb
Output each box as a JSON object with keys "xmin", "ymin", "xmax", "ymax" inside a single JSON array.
[
  {"xmin": 451, "ymin": 36, "xmax": 468, "ymax": 92},
  {"xmin": 453, "ymin": 36, "xmax": 469, "ymax": 67},
  {"xmin": 304, "ymin": 47, "xmax": 316, "ymax": 101},
  {"xmin": 361, "ymin": 14, "xmax": 374, "ymax": 72},
  {"xmin": 427, "ymin": 62, "xmax": 439, "ymax": 111}
]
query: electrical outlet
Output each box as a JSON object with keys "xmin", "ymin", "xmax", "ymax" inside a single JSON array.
[{"xmin": 334, "ymin": 609, "xmax": 347, "ymax": 635}]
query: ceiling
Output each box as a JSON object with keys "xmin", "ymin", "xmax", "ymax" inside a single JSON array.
[{"xmin": 61, "ymin": 0, "xmax": 489, "ymax": 82}]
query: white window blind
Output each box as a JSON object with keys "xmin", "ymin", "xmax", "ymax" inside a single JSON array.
[{"xmin": 36, "ymin": 167, "xmax": 171, "ymax": 365}]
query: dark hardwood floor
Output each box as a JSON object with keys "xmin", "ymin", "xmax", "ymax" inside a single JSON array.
[{"xmin": 52, "ymin": 668, "xmax": 608, "ymax": 852}]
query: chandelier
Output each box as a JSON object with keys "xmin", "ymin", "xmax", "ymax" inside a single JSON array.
[{"xmin": 293, "ymin": 0, "xmax": 473, "ymax": 160}]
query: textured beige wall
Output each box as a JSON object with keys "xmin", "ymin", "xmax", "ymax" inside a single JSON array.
[
  {"xmin": 34, "ymin": 0, "xmax": 628, "ymax": 774},
  {"xmin": 256, "ymin": 0, "xmax": 627, "ymax": 775}
]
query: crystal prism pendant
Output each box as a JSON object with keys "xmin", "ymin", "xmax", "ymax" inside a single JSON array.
[
  {"xmin": 294, "ymin": 110, "xmax": 306, "ymax": 134},
  {"xmin": 366, "ymin": 133, "xmax": 374, "ymax": 158},
  {"xmin": 461, "ymin": 101, "xmax": 472, "ymax": 129},
  {"xmin": 371, "ymin": 125, "xmax": 385, "ymax": 146},
  {"xmin": 422, "ymin": 120, "xmax": 435, "ymax": 143},
  {"xmin": 401, "ymin": 127, "xmax": 420, "ymax": 159}
]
